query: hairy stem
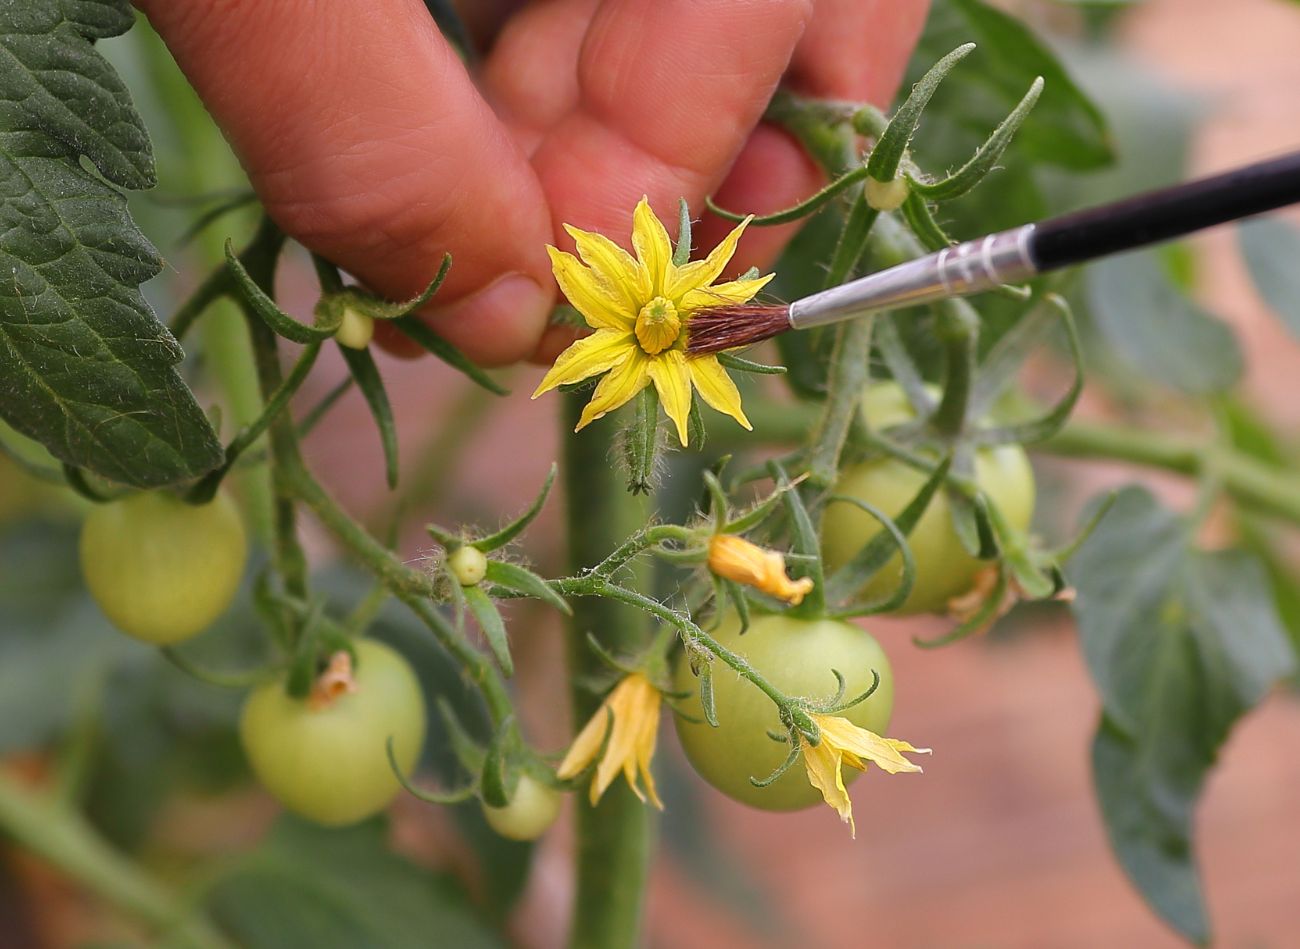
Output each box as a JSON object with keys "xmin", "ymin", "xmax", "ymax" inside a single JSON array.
[
  {"xmin": 0, "ymin": 773, "xmax": 232, "ymax": 949},
  {"xmin": 563, "ymin": 393, "xmax": 653, "ymax": 949}
]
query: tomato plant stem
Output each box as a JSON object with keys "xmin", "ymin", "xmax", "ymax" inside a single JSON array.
[
  {"xmin": 562, "ymin": 393, "xmax": 654, "ymax": 949},
  {"xmin": 0, "ymin": 773, "xmax": 233, "ymax": 949}
]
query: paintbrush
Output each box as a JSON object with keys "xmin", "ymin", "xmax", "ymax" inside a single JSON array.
[{"xmin": 687, "ymin": 150, "xmax": 1300, "ymax": 355}]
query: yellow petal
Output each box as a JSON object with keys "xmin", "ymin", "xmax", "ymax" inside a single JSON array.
[
  {"xmin": 576, "ymin": 350, "xmax": 650, "ymax": 431},
  {"xmin": 646, "ymin": 349, "xmax": 693, "ymax": 446},
  {"xmin": 666, "ymin": 216, "xmax": 751, "ymax": 300},
  {"xmin": 592, "ymin": 695, "xmax": 642, "ymax": 806},
  {"xmin": 563, "ymin": 224, "xmax": 650, "ymax": 310},
  {"xmin": 679, "ymin": 272, "xmax": 774, "ymax": 312},
  {"xmin": 813, "ymin": 715, "xmax": 929, "ymax": 775},
  {"xmin": 548, "ymin": 246, "xmax": 634, "ymax": 331},
  {"xmin": 557, "ymin": 706, "xmax": 612, "ymax": 781},
  {"xmin": 687, "ymin": 355, "xmax": 751, "ymax": 431},
  {"xmin": 803, "ymin": 738, "xmax": 855, "ymax": 838},
  {"xmin": 532, "ymin": 329, "xmax": 634, "ymax": 398},
  {"xmin": 631, "ymin": 196, "xmax": 673, "ymax": 297},
  {"xmin": 633, "ymin": 683, "xmax": 664, "ymax": 810}
]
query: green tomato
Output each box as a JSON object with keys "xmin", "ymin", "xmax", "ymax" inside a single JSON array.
[
  {"xmin": 673, "ymin": 612, "xmax": 893, "ymax": 811},
  {"xmin": 447, "ymin": 545, "xmax": 488, "ymax": 586},
  {"xmin": 79, "ymin": 490, "xmax": 247, "ymax": 644},
  {"xmin": 482, "ymin": 773, "xmax": 562, "ymax": 841},
  {"xmin": 821, "ymin": 382, "xmax": 1035, "ymax": 615},
  {"xmin": 239, "ymin": 639, "xmax": 427, "ymax": 827}
]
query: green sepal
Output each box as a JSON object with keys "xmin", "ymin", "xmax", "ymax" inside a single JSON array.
[
  {"xmin": 767, "ymin": 461, "xmax": 825, "ymax": 616},
  {"xmin": 426, "ymin": 523, "xmax": 462, "ymax": 549},
  {"xmin": 722, "ymin": 485, "xmax": 787, "ymax": 535},
  {"xmin": 873, "ymin": 317, "xmax": 936, "ymax": 417},
  {"xmin": 474, "ymin": 463, "xmax": 557, "ymax": 551},
  {"xmin": 284, "ymin": 600, "xmax": 327, "ymax": 700},
  {"xmin": 948, "ymin": 483, "xmax": 998, "ymax": 560},
  {"xmin": 385, "ymin": 736, "xmax": 477, "ymax": 806},
  {"xmin": 702, "ymin": 468, "xmax": 730, "ymax": 522},
  {"xmin": 673, "ymin": 197, "xmax": 692, "ymax": 266},
  {"xmin": 351, "ymin": 253, "xmax": 451, "ymax": 320},
  {"xmin": 723, "ymin": 578, "xmax": 751, "ymax": 634},
  {"xmin": 687, "ymin": 398, "xmax": 707, "ymax": 452},
  {"xmin": 479, "ymin": 717, "xmax": 520, "ymax": 809},
  {"xmin": 484, "ymin": 560, "xmax": 570, "ymax": 615},
  {"xmin": 824, "ymin": 193, "xmax": 880, "ymax": 287},
  {"xmin": 900, "ymin": 192, "xmax": 953, "ymax": 252},
  {"xmin": 1051, "ymin": 489, "xmax": 1118, "ymax": 565},
  {"xmin": 697, "ymin": 660, "xmax": 718, "ymax": 728},
  {"xmin": 824, "ymin": 460, "xmax": 949, "ymax": 611},
  {"xmin": 749, "ymin": 737, "xmax": 802, "ymax": 789},
  {"xmin": 389, "ymin": 315, "xmax": 509, "ymax": 395},
  {"xmin": 866, "ymin": 43, "xmax": 976, "ymax": 183},
  {"xmin": 908, "ymin": 76, "xmax": 1044, "ymax": 202},
  {"xmin": 225, "ymin": 239, "xmax": 332, "ymax": 344},
  {"xmin": 912, "ymin": 569, "xmax": 1009, "ymax": 649},
  {"xmin": 339, "ymin": 344, "xmax": 399, "ymax": 490},
  {"xmin": 464, "ymin": 585, "xmax": 513, "ymax": 677},
  {"xmin": 623, "ymin": 386, "xmax": 660, "ymax": 495},
  {"xmin": 437, "ymin": 698, "xmax": 487, "ymax": 774},
  {"xmin": 971, "ymin": 296, "xmax": 1085, "ymax": 447},
  {"xmin": 706, "ymin": 166, "xmax": 871, "ymax": 226},
  {"xmin": 716, "ymin": 353, "xmax": 787, "ymax": 375},
  {"xmin": 160, "ymin": 646, "xmax": 273, "ymax": 690}
]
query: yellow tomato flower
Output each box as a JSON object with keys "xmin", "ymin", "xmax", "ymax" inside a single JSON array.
[
  {"xmin": 556, "ymin": 672, "xmax": 663, "ymax": 809},
  {"xmin": 707, "ymin": 534, "xmax": 814, "ymax": 605},
  {"xmin": 533, "ymin": 197, "xmax": 774, "ymax": 445},
  {"xmin": 802, "ymin": 713, "xmax": 930, "ymax": 838}
]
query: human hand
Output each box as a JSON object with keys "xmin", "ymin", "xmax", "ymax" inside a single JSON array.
[{"xmin": 138, "ymin": 0, "xmax": 929, "ymax": 367}]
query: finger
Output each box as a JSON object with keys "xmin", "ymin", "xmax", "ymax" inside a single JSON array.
[
  {"xmin": 694, "ymin": 0, "xmax": 931, "ymax": 267},
  {"xmin": 788, "ymin": 0, "xmax": 931, "ymax": 102},
  {"xmin": 531, "ymin": 0, "xmax": 815, "ymax": 241},
  {"xmin": 481, "ymin": 0, "xmax": 601, "ymax": 153},
  {"xmin": 137, "ymin": 0, "xmax": 556, "ymax": 366}
]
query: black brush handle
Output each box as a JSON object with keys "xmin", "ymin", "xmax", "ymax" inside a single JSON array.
[{"xmin": 1030, "ymin": 150, "xmax": 1300, "ymax": 271}]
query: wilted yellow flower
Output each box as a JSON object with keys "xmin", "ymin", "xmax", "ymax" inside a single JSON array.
[
  {"xmin": 532, "ymin": 197, "xmax": 773, "ymax": 445},
  {"xmin": 707, "ymin": 534, "xmax": 814, "ymax": 605},
  {"xmin": 802, "ymin": 713, "xmax": 930, "ymax": 838},
  {"xmin": 557, "ymin": 672, "xmax": 663, "ymax": 808}
]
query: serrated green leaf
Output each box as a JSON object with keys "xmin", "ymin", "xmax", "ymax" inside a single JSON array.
[
  {"xmin": 1072, "ymin": 487, "xmax": 1296, "ymax": 942},
  {"xmin": 484, "ymin": 560, "xmax": 569, "ymax": 615},
  {"xmin": 1238, "ymin": 217, "xmax": 1300, "ymax": 341},
  {"xmin": 1086, "ymin": 250, "xmax": 1242, "ymax": 395},
  {"xmin": 0, "ymin": 2, "xmax": 223, "ymax": 487},
  {"xmin": 464, "ymin": 586, "xmax": 512, "ymax": 677}
]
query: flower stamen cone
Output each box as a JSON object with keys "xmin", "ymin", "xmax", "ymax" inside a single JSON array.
[
  {"xmin": 532, "ymin": 197, "xmax": 771, "ymax": 445},
  {"xmin": 801, "ymin": 713, "xmax": 930, "ymax": 838},
  {"xmin": 708, "ymin": 534, "xmax": 814, "ymax": 605},
  {"xmin": 557, "ymin": 672, "xmax": 664, "ymax": 809}
]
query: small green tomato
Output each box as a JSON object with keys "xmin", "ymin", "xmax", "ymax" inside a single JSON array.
[
  {"xmin": 239, "ymin": 639, "xmax": 426, "ymax": 827},
  {"xmin": 448, "ymin": 545, "xmax": 488, "ymax": 586},
  {"xmin": 334, "ymin": 306, "xmax": 375, "ymax": 350},
  {"xmin": 673, "ymin": 612, "xmax": 894, "ymax": 811},
  {"xmin": 482, "ymin": 773, "xmax": 562, "ymax": 841},
  {"xmin": 864, "ymin": 174, "xmax": 910, "ymax": 212},
  {"xmin": 821, "ymin": 383, "xmax": 1035, "ymax": 615},
  {"xmin": 79, "ymin": 489, "xmax": 247, "ymax": 644}
]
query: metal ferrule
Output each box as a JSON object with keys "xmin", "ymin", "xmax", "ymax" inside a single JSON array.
[{"xmin": 788, "ymin": 224, "xmax": 1039, "ymax": 330}]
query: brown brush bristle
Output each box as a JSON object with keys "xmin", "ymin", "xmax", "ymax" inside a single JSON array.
[{"xmin": 685, "ymin": 303, "xmax": 792, "ymax": 355}]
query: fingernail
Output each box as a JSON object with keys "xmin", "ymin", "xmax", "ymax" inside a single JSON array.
[{"xmin": 426, "ymin": 273, "xmax": 552, "ymax": 367}]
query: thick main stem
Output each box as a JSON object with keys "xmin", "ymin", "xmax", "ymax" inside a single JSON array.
[{"xmin": 562, "ymin": 394, "xmax": 653, "ymax": 949}]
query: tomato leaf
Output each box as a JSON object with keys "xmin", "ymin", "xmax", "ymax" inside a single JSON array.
[
  {"xmin": 1238, "ymin": 217, "xmax": 1300, "ymax": 341},
  {"xmin": 1070, "ymin": 487, "xmax": 1296, "ymax": 943},
  {"xmin": 0, "ymin": 0, "xmax": 222, "ymax": 487},
  {"xmin": 206, "ymin": 816, "xmax": 500, "ymax": 949},
  {"xmin": 1086, "ymin": 250, "xmax": 1242, "ymax": 395},
  {"xmin": 919, "ymin": 0, "xmax": 1113, "ymax": 170}
]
